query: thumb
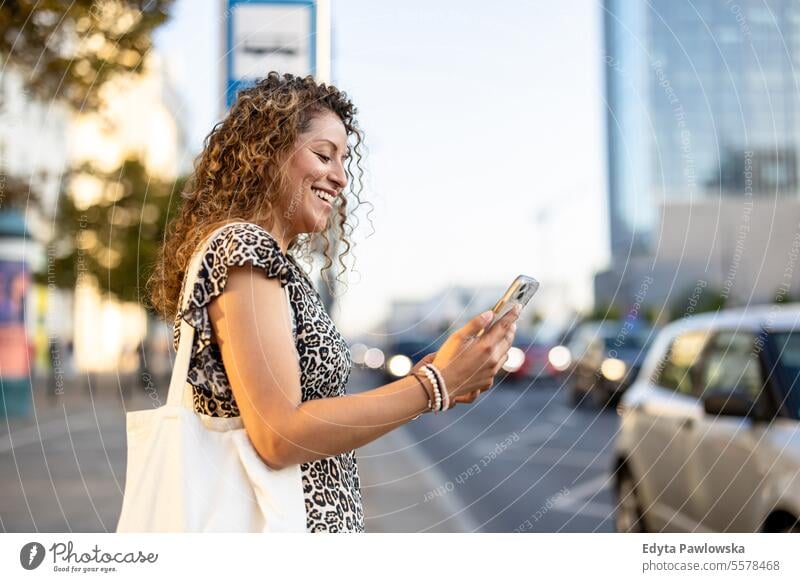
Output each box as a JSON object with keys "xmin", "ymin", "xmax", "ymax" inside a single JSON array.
[{"xmin": 457, "ymin": 310, "xmax": 494, "ymax": 339}]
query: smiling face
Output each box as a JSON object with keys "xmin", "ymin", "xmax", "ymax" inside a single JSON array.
[{"xmin": 275, "ymin": 110, "xmax": 350, "ymax": 240}]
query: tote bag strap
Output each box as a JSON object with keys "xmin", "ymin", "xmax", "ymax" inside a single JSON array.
[
  {"xmin": 165, "ymin": 221, "xmax": 296, "ymax": 409},
  {"xmin": 165, "ymin": 221, "xmax": 249, "ymax": 408}
]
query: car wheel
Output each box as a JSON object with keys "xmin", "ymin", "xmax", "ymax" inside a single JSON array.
[
  {"xmin": 780, "ymin": 522, "xmax": 800, "ymax": 533},
  {"xmin": 615, "ymin": 467, "xmax": 647, "ymax": 533}
]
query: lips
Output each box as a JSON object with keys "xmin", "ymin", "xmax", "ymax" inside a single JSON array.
[{"xmin": 313, "ymin": 187, "xmax": 336, "ymax": 202}]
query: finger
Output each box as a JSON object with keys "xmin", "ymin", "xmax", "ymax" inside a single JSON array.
[
  {"xmin": 457, "ymin": 310, "xmax": 494, "ymax": 340},
  {"xmin": 481, "ymin": 308, "xmax": 519, "ymax": 345},
  {"xmin": 455, "ymin": 390, "xmax": 479, "ymax": 404},
  {"xmin": 494, "ymin": 351, "xmax": 510, "ymax": 374}
]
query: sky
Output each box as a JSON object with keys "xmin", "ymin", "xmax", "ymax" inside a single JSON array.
[{"xmin": 153, "ymin": 0, "xmax": 609, "ymax": 338}]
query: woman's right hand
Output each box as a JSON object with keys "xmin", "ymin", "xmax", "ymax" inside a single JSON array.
[{"xmin": 432, "ymin": 305, "xmax": 521, "ymax": 403}]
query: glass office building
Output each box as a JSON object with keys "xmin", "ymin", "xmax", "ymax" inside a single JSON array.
[{"xmin": 603, "ymin": 0, "xmax": 800, "ymax": 263}]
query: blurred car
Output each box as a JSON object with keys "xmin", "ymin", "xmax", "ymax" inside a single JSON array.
[
  {"xmin": 502, "ymin": 333, "xmax": 562, "ymax": 384},
  {"xmin": 565, "ymin": 320, "xmax": 654, "ymax": 408},
  {"xmin": 382, "ymin": 336, "xmax": 443, "ymax": 381},
  {"xmin": 613, "ymin": 304, "xmax": 800, "ymax": 533}
]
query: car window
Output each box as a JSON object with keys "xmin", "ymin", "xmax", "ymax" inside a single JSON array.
[
  {"xmin": 771, "ymin": 331, "xmax": 800, "ymax": 418},
  {"xmin": 603, "ymin": 333, "xmax": 650, "ymax": 352},
  {"xmin": 772, "ymin": 331, "xmax": 800, "ymax": 381},
  {"xmin": 698, "ymin": 331, "xmax": 762, "ymax": 400},
  {"xmin": 651, "ymin": 330, "xmax": 710, "ymax": 396},
  {"xmin": 567, "ymin": 328, "xmax": 593, "ymax": 356}
]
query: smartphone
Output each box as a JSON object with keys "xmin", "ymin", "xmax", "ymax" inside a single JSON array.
[{"xmin": 475, "ymin": 275, "xmax": 540, "ymax": 338}]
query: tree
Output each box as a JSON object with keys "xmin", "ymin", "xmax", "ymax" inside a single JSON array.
[
  {"xmin": 587, "ymin": 302, "xmax": 622, "ymax": 322},
  {"xmin": 671, "ymin": 283, "xmax": 727, "ymax": 318},
  {"xmin": 39, "ymin": 157, "xmax": 185, "ymax": 306},
  {"xmin": 773, "ymin": 286, "xmax": 798, "ymax": 304},
  {"xmin": 0, "ymin": 0, "xmax": 174, "ymax": 109}
]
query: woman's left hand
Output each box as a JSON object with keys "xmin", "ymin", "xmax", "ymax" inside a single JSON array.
[{"xmin": 410, "ymin": 352, "xmax": 484, "ymax": 409}]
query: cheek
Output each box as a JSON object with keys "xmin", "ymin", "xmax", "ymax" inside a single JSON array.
[{"xmin": 299, "ymin": 153, "xmax": 325, "ymax": 178}]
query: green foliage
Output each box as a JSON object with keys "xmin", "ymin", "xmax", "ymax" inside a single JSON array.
[
  {"xmin": 671, "ymin": 283, "xmax": 727, "ymax": 317},
  {"xmin": 644, "ymin": 305, "xmax": 668, "ymax": 326},
  {"xmin": 587, "ymin": 302, "xmax": 622, "ymax": 322},
  {"xmin": 0, "ymin": 0, "xmax": 174, "ymax": 109},
  {"xmin": 37, "ymin": 157, "xmax": 185, "ymax": 306},
  {"xmin": 773, "ymin": 286, "xmax": 798, "ymax": 304}
]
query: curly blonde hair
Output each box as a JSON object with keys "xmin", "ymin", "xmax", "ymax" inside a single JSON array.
[{"xmin": 147, "ymin": 72, "xmax": 370, "ymax": 321}]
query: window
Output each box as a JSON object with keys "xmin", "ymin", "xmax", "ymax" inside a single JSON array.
[
  {"xmin": 697, "ymin": 331, "xmax": 763, "ymax": 400},
  {"xmin": 771, "ymin": 331, "xmax": 800, "ymax": 418},
  {"xmin": 651, "ymin": 330, "xmax": 711, "ymax": 396},
  {"xmin": 772, "ymin": 331, "xmax": 800, "ymax": 381}
]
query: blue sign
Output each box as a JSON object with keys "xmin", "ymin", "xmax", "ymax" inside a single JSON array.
[{"xmin": 225, "ymin": 0, "xmax": 317, "ymax": 109}]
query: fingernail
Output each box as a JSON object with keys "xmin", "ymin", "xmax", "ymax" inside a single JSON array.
[
  {"xmin": 513, "ymin": 304, "xmax": 522, "ymax": 315},
  {"xmin": 481, "ymin": 310, "xmax": 493, "ymax": 321},
  {"xmin": 511, "ymin": 323, "xmax": 517, "ymax": 332}
]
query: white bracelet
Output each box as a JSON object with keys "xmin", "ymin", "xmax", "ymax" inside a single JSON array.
[
  {"xmin": 426, "ymin": 363, "xmax": 449, "ymax": 411},
  {"xmin": 422, "ymin": 366, "xmax": 442, "ymax": 413}
]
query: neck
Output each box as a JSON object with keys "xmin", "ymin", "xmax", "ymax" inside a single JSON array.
[{"xmin": 256, "ymin": 214, "xmax": 294, "ymax": 254}]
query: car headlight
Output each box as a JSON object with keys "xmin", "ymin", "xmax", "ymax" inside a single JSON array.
[
  {"xmin": 548, "ymin": 345, "xmax": 572, "ymax": 371},
  {"xmin": 503, "ymin": 347, "xmax": 525, "ymax": 372},
  {"xmin": 364, "ymin": 348, "xmax": 385, "ymax": 369},
  {"xmin": 600, "ymin": 358, "xmax": 627, "ymax": 381},
  {"xmin": 387, "ymin": 354, "xmax": 412, "ymax": 377}
]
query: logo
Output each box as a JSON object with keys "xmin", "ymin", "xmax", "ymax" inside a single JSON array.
[{"xmin": 20, "ymin": 542, "xmax": 46, "ymax": 570}]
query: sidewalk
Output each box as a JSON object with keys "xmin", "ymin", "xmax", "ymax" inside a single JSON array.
[
  {"xmin": 0, "ymin": 373, "xmax": 164, "ymax": 532},
  {"xmin": 0, "ymin": 372, "xmax": 475, "ymax": 532}
]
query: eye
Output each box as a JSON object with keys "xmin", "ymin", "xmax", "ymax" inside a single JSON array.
[{"xmin": 315, "ymin": 152, "xmax": 331, "ymax": 163}]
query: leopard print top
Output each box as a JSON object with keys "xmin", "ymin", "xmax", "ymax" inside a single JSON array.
[{"xmin": 172, "ymin": 222, "xmax": 365, "ymax": 533}]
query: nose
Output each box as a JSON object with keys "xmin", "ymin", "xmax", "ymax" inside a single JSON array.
[{"xmin": 328, "ymin": 159, "xmax": 348, "ymax": 193}]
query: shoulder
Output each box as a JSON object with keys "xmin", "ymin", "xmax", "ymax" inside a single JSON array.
[
  {"xmin": 173, "ymin": 221, "xmax": 297, "ymax": 351},
  {"xmin": 202, "ymin": 221, "xmax": 294, "ymax": 289}
]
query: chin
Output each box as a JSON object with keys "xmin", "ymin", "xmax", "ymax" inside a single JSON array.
[
  {"xmin": 301, "ymin": 215, "xmax": 331, "ymax": 235},
  {"xmin": 308, "ymin": 208, "xmax": 335, "ymax": 232}
]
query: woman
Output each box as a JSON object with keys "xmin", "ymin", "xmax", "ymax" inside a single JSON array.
[{"xmin": 148, "ymin": 72, "xmax": 520, "ymax": 533}]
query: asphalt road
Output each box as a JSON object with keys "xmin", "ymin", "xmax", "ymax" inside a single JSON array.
[
  {"xmin": 354, "ymin": 369, "xmax": 621, "ymax": 532},
  {"xmin": 1, "ymin": 370, "xmax": 622, "ymax": 533}
]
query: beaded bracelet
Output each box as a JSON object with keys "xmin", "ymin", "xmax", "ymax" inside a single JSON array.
[
  {"xmin": 421, "ymin": 364, "xmax": 442, "ymax": 414},
  {"xmin": 421, "ymin": 366, "xmax": 442, "ymax": 413},
  {"xmin": 425, "ymin": 363, "xmax": 449, "ymax": 411}
]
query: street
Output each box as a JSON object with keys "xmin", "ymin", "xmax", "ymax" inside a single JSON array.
[
  {"xmin": 0, "ymin": 370, "xmax": 620, "ymax": 533},
  {"xmin": 354, "ymin": 368, "xmax": 619, "ymax": 532}
]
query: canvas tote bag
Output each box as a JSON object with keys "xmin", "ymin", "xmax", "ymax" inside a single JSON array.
[{"xmin": 116, "ymin": 221, "xmax": 307, "ymax": 532}]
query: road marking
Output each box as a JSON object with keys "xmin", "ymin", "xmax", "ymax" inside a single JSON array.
[
  {"xmin": 554, "ymin": 500, "xmax": 615, "ymax": 520},
  {"xmin": 551, "ymin": 473, "xmax": 614, "ymax": 520},
  {"xmin": 511, "ymin": 446, "xmax": 612, "ymax": 470}
]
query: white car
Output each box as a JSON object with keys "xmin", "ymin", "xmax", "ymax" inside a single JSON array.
[{"xmin": 613, "ymin": 304, "xmax": 800, "ymax": 532}]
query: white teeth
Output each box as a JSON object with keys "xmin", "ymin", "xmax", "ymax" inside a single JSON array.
[{"xmin": 312, "ymin": 188, "xmax": 335, "ymax": 204}]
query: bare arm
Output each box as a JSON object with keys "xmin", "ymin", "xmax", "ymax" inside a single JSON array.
[
  {"xmin": 209, "ymin": 265, "xmax": 517, "ymax": 469},
  {"xmin": 208, "ymin": 266, "xmax": 434, "ymax": 469}
]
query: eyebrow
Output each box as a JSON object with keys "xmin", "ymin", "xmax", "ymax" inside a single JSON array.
[{"xmin": 315, "ymin": 139, "xmax": 351, "ymax": 159}]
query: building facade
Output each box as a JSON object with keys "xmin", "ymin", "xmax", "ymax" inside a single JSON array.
[{"xmin": 599, "ymin": 0, "xmax": 800, "ymax": 312}]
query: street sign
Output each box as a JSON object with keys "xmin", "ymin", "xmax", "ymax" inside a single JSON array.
[{"xmin": 223, "ymin": 0, "xmax": 318, "ymax": 109}]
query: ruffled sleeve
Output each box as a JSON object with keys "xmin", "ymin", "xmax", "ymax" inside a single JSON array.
[{"xmin": 171, "ymin": 222, "xmax": 298, "ymax": 396}]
